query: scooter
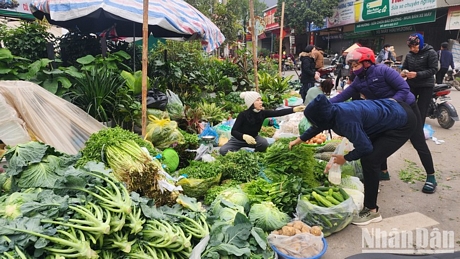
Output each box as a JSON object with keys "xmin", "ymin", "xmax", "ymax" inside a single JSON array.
[
  {"xmin": 444, "ymin": 69, "xmax": 460, "ymax": 91},
  {"xmin": 427, "ymin": 84, "xmax": 459, "ymax": 129},
  {"xmin": 318, "ymin": 65, "xmax": 336, "ymax": 80}
]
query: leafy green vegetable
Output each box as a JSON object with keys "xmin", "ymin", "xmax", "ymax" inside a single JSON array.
[
  {"xmin": 202, "ymin": 213, "xmax": 271, "ymax": 259},
  {"xmin": 204, "ymin": 180, "xmax": 242, "ymax": 205},
  {"xmin": 242, "ymin": 174, "xmax": 303, "ymax": 215},
  {"xmin": 77, "ymin": 127, "xmax": 157, "ymax": 167},
  {"xmin": 248, "ymin": 202, "xmax": 291, "ymax": 232},
  {"xmin": 2, "ymin": 142, "xmax": 77, "ymax": 192},
  {"xmin": 264, "ymin": 138, "xmax": 321, "ymax": 187},
  {"xmin": 217, "ymin": 150, "xmax": 261, "ymax": 182},
  {"xmin": 211, "ymin": 186, "xmax": 249, "ymax": 211},
  {"xmin": 0, "ymin": 188, "xmax": 41, "ymax": 219}
]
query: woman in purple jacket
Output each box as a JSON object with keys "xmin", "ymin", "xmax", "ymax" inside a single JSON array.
[{"xmin": 329, "ymin": 47, "xmax": 437, "ymax": 194}]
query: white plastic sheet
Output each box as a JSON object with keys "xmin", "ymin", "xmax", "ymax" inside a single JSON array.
[{"xmin": 0, "ymin": 81, "xmax": 105, "ymax": 154}]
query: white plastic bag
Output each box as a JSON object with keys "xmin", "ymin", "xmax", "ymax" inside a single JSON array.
[
  {"xmin": 296, "ymin": 196, "xmax": 356, "ymax": 237},
  {"xmin": 166, "ymin": 90, "xmax": 184, "ymax": 119},
  {"xmin": 268, "ymin": 233, "xmax": 324, "ymax": 258},
  {"xmin": 340, "ymin": 176, "xmax": 364, "ymax": 193},
  {"xmin": 343, "ymin": 188, "xmax": 364, "ymax": 211}
]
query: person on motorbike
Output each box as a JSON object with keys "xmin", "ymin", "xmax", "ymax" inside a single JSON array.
[
  {"xmin": 330, "ymin": 47, "xmax": 437, "ymax": 194},
  {"xmin": 290, "ymin": 94, "xmax": 417, "ymax": 225}
]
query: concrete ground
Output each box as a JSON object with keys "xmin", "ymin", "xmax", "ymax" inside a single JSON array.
[{"xmin": 281, "ymin": 70, "xmax": 460, "ymax": 258}]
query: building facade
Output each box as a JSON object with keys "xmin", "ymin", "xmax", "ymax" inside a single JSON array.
[{"xmin": 261, "ymin": 0, "xmax": 460, "ymax": 60}]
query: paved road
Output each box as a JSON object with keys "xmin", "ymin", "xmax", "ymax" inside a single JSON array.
[{"xmin": 283, "ymin": 68, "xmax": 460, "ymax": 258}]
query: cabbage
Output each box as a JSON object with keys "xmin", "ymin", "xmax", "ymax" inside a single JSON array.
[
  {"xmin": 0, "ymin": 188, "xmax": 41, "ymax": 219},
  {"xmin": 210, "ymin": 186, "xmax": 249, "ymax": 223},
  {"xmin": 248, "ymin": 201, "xmax": 291, "ymax": 232},
  {"xmin": 217, "ymin": 187, "xmax": 249, "ymax": 207}
]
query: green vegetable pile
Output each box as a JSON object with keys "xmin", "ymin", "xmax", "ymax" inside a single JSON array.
[
  {"xmin": 263, "ymin": 138, "xmax": 321, "ymax": 188},
  {"xmin": 0, "ymin": 143, "xmax": 210, "ymax": 258},
  {"xmin": 297, "ymin": 186, "xmax": 355, "ymax": 237},
  {"xmin": 77, "ymin": 126, "xmax": 157, "ymax": 167},
  {"xmin": 241, "ymin": 173, "xmax": 303, "ymax": 215},
  {"xmin": 76, "ymin": 127, "xmax": 177, "ymax": 205}
]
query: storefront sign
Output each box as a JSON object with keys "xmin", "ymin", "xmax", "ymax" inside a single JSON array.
[
  {"xmin": 343, "ymin": 30, "xmax": 373, "ymax": 39},
  {"xmin": 327, "ymin": 0, "xmax": 355, "ymax": 28},
  {"xmin": 355, "ymin": 10, "xmax": 435, "ymax": 32},
  {"xmin": 361, "ymin": 0, "xmax": 390, "ymax": 21},
  {"xmin": 0, "ymin": 0, "xmax": 34, "ymax": 19},
  {"xmin": 390, "ymin": 0, "xmax": 436, "ymax": 17},
  {"xmin": 353, "ymin": 0, "xmax": 436, "ymax": 23},
  {"xmin": 373, "ymin": 25, "xmax": 414, "ymax": 35},
  {"xmin": 446, "ymin": 5, "xmax": 460, "ymax": 30},
  {"xmin": 264, "ymin": 7, "xmax": 279, "ymax": 31},
  {"xmin": 310, "ymin": 19, "xmax": 328, "ymax": 32},
  {"xmin": 321, "ymin": 33, "xmax": 344, "ymax": 40}
]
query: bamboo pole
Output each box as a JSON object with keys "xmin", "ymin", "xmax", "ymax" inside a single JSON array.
[
  {"xmin": 141, "ymin": 0, "xmax": 149, "ymax": 136},
  {"xmin": 278, "ymin": 2, "xmax": 285, "ymax": 77},
  {"xmin": 249, "ymin": 0, "xmax": 258, "ymax": 92}
]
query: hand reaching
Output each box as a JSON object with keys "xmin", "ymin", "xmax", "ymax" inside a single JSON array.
[{"xmin": 293, "ymin": 105, "xmax": 306, "ymax": 113}]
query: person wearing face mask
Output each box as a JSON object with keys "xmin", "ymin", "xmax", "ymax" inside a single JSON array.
[
  {"xmin": 329, "ymin": 47, "xmax": 437, "ymax": 193},
  {"xmin": 219, "ymin": 91, "xmax": 306, "ymax": 156},
  {"xmin": 289, "ymin": 94, "xmax": 417, "ymax": 225},
  {"xmin": 401, "ymin": 33, "xmax": 438, "ymax": 125}
]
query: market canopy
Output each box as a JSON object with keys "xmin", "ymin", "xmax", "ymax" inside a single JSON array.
[{"xmin": 29, "ymin": 0, "xmax": 225, "ymax": 52}]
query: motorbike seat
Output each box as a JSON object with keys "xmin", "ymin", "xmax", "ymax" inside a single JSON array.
[{"xmin": 433, "ymin": 84, "xmax": 450, "ymax": 92}]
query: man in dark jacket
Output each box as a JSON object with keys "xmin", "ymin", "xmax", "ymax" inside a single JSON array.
[
  {"xmin": 435, "ymin": 42, "xmax": 455, "ymax": 84},
  {"xmin": 401, "ymin": 33, "xmax": 438, "ymax": 125},
  {"xmin": 299, "ymin": 45, "xmax": 318, "ymax": 102},
  {"xmin": 290, "ymin": 95, "xmax": 417, "ymax": 225}
]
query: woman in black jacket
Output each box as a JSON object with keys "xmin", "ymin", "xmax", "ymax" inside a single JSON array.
[
  {"xmin": 401, "ymin": 33, "xmax": 438, "ymax": 125},
  {"xmin": 299, "ymin": 45, "xmax": 318, "ymax": 102}
]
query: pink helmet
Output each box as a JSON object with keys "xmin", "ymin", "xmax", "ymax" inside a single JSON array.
[{"xmin": 346, "ymin": 47, "xmax": 376, "ymax": 64}]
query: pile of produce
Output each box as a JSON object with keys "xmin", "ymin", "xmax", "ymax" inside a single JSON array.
[
  {"xmin": 0, "ymin": 143, "xmax": 209, "ymax": 258},
  {"xmin": 268, "ymin": 220, "xmax": 324, "ymax": 258},
  {"xmin": 76, "ymin": 127, "xmax": 178, "ymax": 205},
  {"xmin": 297, "ymin": 186, "xmax": 355, "ymax": 237},
  {"xmin": 263, "ymin": 138, "xmax": 319, "ymax": 186}
]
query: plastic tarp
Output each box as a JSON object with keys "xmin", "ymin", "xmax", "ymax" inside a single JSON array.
[{"xmin": 0, "ymin": 81, "xmax": 105, "ymax": 154}]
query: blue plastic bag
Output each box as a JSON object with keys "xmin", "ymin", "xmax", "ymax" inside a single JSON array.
[
  {"xmin": 199, "ymin": 124, "xmax": 219, "ymax": 145},
  {"xmin": 423, "ymin": 124, "xmax": 434, "ymax": 139}
]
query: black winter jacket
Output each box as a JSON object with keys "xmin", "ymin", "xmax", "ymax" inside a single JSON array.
[
  {"xmin": 299, "ymin": 52, "xmax": 316, "ymax": 84},
  {"xmin": 402, "ymin": 43, "xmax": 437, "ymax": 88}
]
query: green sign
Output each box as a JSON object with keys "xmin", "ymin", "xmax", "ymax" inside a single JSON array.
[
  {"xmin": 343, "ymin": 31, "xmax": 373, "ymax": 39},
  {"xmin": 362, "ymin": 0, "xmax": 390, "ymax": 21},
  {"xmin": 355, "ymin": 10, "xmax": 436, "ymax": 32}
]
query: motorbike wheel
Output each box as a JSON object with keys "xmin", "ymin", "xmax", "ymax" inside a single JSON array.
[{"xmin": 437, "ymin": 106, "xmax": 455, "ymax": 129}]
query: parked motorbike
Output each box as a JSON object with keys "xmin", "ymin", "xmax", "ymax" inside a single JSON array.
[
  {"xmin": 444, "ymin": 69, "xmax": 460, "ymax": 91},
  {"xmin": 318, "ymin": 65, "xmax": 336, "ymax": 80},
  {"xmin": 330, "ymin": 53, "xmax": 339, "ymax": 66},
  {"xmin": 427, "ymin": 83, "xmax": 459, "ymax": 129}
]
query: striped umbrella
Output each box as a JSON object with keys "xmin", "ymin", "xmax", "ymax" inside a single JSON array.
[{"xmin": 30, "ymin": 0, "xmax": 225, "ymax": 52}]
